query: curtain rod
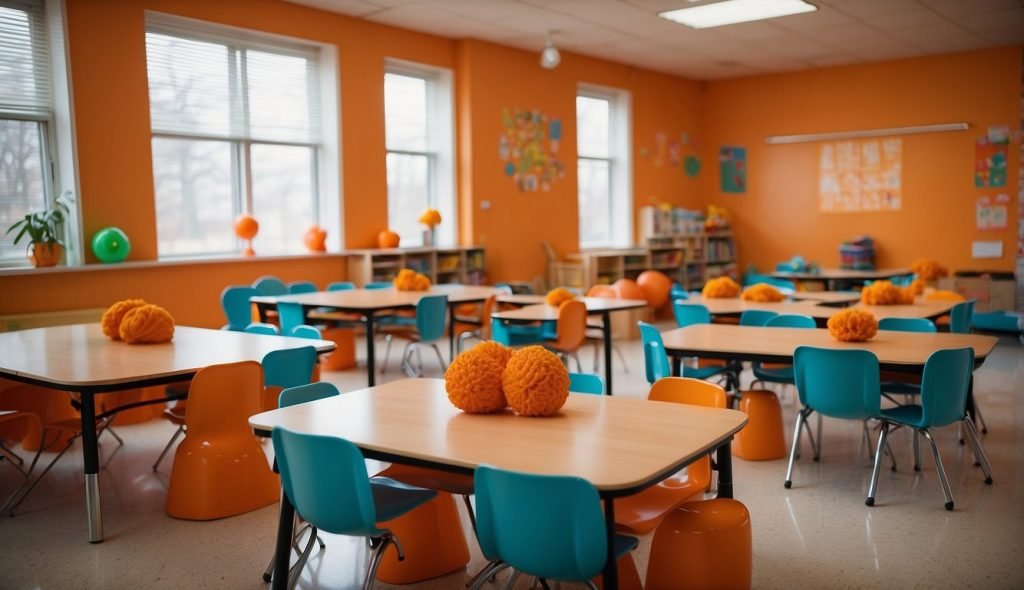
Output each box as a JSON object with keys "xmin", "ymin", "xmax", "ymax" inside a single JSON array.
[{"xmin": 764, "ymin": 122, "xmax": 969, "ymax": 144}]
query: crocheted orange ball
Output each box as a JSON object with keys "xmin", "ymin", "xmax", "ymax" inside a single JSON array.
[
  {"xmin": 907, "ymin": 278, "xmax": 926, "ymax": 296},
  {"xmin": 393, "ymin": 268, "xmax": 431, "ymax": 291},
  {"xmin": 702, "ymin": 276, "xmax": 741, "ymax": 299},
  {"xmin": 909, "ymin": 258, "xmax": 948, "ymax": 281},
  {"xmin": 860, "ymin": 280, "xmax": 914, "ymax": 305},
  {"xmin": 501, "ymin": 346, "xmax": 570, "ymax": 417},
  {"xmin": 741, "ymin": 283, "xmax": 785, "ymax": 302},
  {"xmin": 101, "ymin": 299, "xmax": 147, "ymax": 340},
  {"xmin": 445, "ymin": 341, "xmax": 512, "ymax": 413},
  {"xmin": 545, "ymin": 287, "xmax": 575, "ymax": 307},
  {"xmin": 118, "ymin": 304, "xmax": 175, "ymax": 344},
  {"xmin": 827, "ymin": 308, "xmax": 878, "ymax": 342}
]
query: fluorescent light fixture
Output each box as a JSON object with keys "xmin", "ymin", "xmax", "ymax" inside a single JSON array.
[
  {"xmin": 764, "ymin": 123, "xmax": 969, "ymax": 144},
  {"xmin": 659, "ymin": 0, "xmax": 817, "ymax": 29}
]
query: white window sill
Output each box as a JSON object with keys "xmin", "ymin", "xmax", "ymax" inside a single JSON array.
[{"xmin": 0, "ymin": 252, "xmax": 349, "ymax": 277}]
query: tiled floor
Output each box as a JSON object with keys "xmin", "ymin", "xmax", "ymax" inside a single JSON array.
[{"xmin": 1, "ymin": 327, "xmax": 1022, "ymax": 589}]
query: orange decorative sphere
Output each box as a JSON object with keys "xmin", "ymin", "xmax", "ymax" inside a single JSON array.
[
  {"xmin": 545, "ymin": 287, "xmax": 575, "ymax": 307},
  {"xmin": 234, "ymin": 214, "xmax": 259, "ymax": 240},
  {"xmin": 304, "ymin": 225, "xmax": 327, "ymax": 252},
  {"xmin": 377, "ymin": 230, "xmax": 400, "ymax": 249},
  {"xmin": 909, "ymin": 258, "xmax": 948, "ymax": 281},
  {"xmin": 393, "ymin": 268, "xmax": 431, "ymax": 291},
  {"xmin": 501, "ymin": 346, "xmax": 570, "ymax": 417},
  {"xmin": 827, "ymin": 308, "xmax": 878, "ymax": 342},
  {"xmin": 445, "ymin": 341, "xmax": 512, "ymax": 413},
  {"xmin": 636, "ymin": 270, "xmax": 672, "ymax": 308},
  {"xmin": 741, "ymin": 283, "xmax": 785, "ymax": 302},
  {"xmin": 702, "ymin": 276, "xmax": 741, "ymax": 298},
  {"xmin": 861, "ymin": 280, "xmax": 914, "ymax": 305},
  {"xmin": 587, "ymin": 284, "xmax": 617, "ymax": 299},
  {"xmin": 613, "ymin": 278, "xmax": 645, "ymax": 302},
  {"xmin": 101, "ymin": 298, "xmax": 147, "ymax": 340},
  {"xmin": 119, "ymin": 304, "xmax": 175, "ymax": 344}
]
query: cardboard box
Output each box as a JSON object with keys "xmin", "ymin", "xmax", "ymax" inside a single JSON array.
[{"xmin": 937, "ymin": 275, "xmax": 1016, "ymax": 312}]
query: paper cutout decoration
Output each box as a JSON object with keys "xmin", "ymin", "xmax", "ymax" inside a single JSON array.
[
  {"xmin": 499, "ymin": 108, "xmax": 565, "ymax": 192},
  {"xmin": 975, "ymin": 130, "xmax": 1008, "ymax": 188},
  {"xmin": 719, "ymin": 146, "xmax": 746, "ymax": 193},
  {"xmin": 976, "ymin": 194, "xmax": 1010, "ymax": 230},
  {"xmin": 819, "ymin": 139, "xmax": 901, "ymax": 212},
  {"xmin": 684, "ymin": 155, "xmax": 701, "ymax": 177}
]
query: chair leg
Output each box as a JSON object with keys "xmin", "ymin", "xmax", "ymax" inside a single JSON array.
[
  {"xmin": 813, "ymin": 412, "xmax": 823, "ymax": 460},
  {"xmin": 571, "ymin": 353, "xmax": 582, "ymax": 373},
  {"xmin": 962, "ymin": 418, "xmax": 993, "ymax": 485},
  {"xmin": 973, "ymin": 401, "xmax": 989, "ymax": 435},
  {"xmin": 381, "ymin": 334, "xmax": 394, "ymax": 374},
  {"xmin": 152, "ymin": 425, "xmax": 184, "ymax": 471},
  {"xmin": 8, "ymin": 435, "xmax": 76, "ymax": 516},
  {"xmin": 400, "ymin": 343, "xmax": 417, "ymax": 377},
  {"xmin": 430, "ymin": 343, "xmax": 448, "ymax": 372},
  {"xmin": 502, "ymin": 569, "xmax": 521, "ymax": 590},
  {"xmin": 921, "ymin": 429, "xmax": 955, "ymax": 511},
  {"xmin": 286, "ymin": 522, "xmax": 320, "ymax": 590},
  {"xmin": 591, "ymin": 342, "xmax": 600, "ymax": 373},
  {"xmin": 0, "ymin": 432, "xmax": 47, "ymax": 515},
  {"xmin": 613, "ymin": 343, "xmax": 628, "ymax": 374},
  {"xmin": 467, "ymin": 560, "xmax": 509, "ymax": 590},
  {"xmin": 865, "ymin": 422, "xmax": 890, "ymax": 507},
  {"xmin": 364, "ymin": 533, "xmax": 403, "ymax": 590},
  {"xmin": 784, "ymin": 409, "xmax": 808, "ymax": 488},
  {"xmin": 913, "ymin": 430, "xmax": 921, "ymax": 471},
  {"xmin": 861, "ymin": 421, "xmax": 874, "ymax": 462}
]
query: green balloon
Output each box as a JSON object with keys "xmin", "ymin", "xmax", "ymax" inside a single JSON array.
[{"xmin": 91, "ymin": 227, "xmax": 131, "ymax": 263}]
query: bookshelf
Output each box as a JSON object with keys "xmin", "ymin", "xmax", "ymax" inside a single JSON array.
[{"xmin": 347, "ymin": 246, "xmax": 486, "ymax": 286}]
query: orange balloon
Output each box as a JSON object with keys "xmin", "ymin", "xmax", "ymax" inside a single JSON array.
[
  {"xmin": 234, "ymin": 214, "xmax": 259, "ymax": 240},
  {"xmin": 637, "ymin": 270, "xmax": 672, "ymax": 308},
  {"xmin": 304, "ymin": 225, "xmax": 327, "ymax": 252},
  {"xmin": 587, "ymin": 285, "xmax": 617, "ymax": 299},
  {"xmin": 613, "ymin": 278, "xmax": 645, "ymax": 302},
  {"xmin": 378, "ymin": 230, "xmax": 400, "ymax": 249}
]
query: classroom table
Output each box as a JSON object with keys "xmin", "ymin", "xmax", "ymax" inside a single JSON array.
[
  {"xmin": 788, "ymin": 291, "xmax": 862, "ymax": 306},
  {"xmin": 682, "ymin": 296, "xmax": 958, "ymax": 328},
  {"xmin": 0, "ymin": 324, "xmax": 335, "ymax": 543},
  {"xmin": 771, "ymin": 268, "xmax": 910, "ymax": 290},
  {"xmin": 249, "ymin": 378, "xmax": 748, "ymax": 590},
  {"xmin": 491, "ymin": 297, "xmax": 648, "ymax": 395},
  {"xmin": 251, "ymin": 285, "xmax": 499, "ymax": 386}
]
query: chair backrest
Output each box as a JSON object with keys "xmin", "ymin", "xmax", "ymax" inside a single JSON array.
[
  {"xmin": 220, "ymin": 286, "xmax": 261, "ymax": 331},
  {"xmin": 416, "ymin": 295, "xmax": 449, "ymax": 343},
  {"xmin": 647, "ymin": 377, "xmax": 728, "ymax": 490},
  {"xmin": 290, "ymin": 325, "xmax": 322, "ymax": 340},
  {"xmin": 638, "ymin": 321, "xmax": 671, "ymax": 385},
  {"xmin": 288, "ymin": 281, "xmax": 318, "ymax": 294},
  {"xmin": 794, "ymin": 347, "xmax": 880, "ymax": 419},
  {"xmin": 474, "ymin": 465, "xmax": 607, "ymax": 581},
  {"xmin": 550, "ymin": 300, "xmax": 587, "ymax": 351},
  {"xmin": 272, "ymin": 427, "xmax": 382, "ymax": 537},
  {"xmin": 739, "ymin": 309, "xmax": 778, "ymax": 327},
  {"xmin": 766, "ymin": 314, "xmax": 816, "ymax": 329},
  {"xmin": 244, "ymin": 322, "xmax": 280, "ymax": 336},
  {"xmin": 949, "ymin": 300, "xmax": 975, "ymax": 334},
  {"xmin": 568, "ymin": 372, "xmax": 604, "ymax": 395},
  {"xmin": 877, "ymin": 317, "xmax": 937, "ymax": 333},
  {"xmin": 742, "ymin": 273, "xmax": 796, "ymax": 292},
  {"xmin": 919, "ymin": 347, "xmax": 975, "ymax": 428},
  {"xmin": 279, "ymin": 382, "xmax": 340, "ymax": 408},
  {"xmin": 185, "ymin": 361, "xmax": 264, "ymax": 435},
  {"xmin": 278, "ymin": 301, "xmax": 306, "ymax": 335},
  {"xmin": 673, "ymin": 302, "xmax": 711, "ymax": 328},
  {"xmin": 327, "ymin": 281, "xmax": 355, "ymax": 291},
  {"xmin": 263, "ymin": 346, "xmax": 317, "ymax": 391},
  {"xmin": 364, "ymin": 282, "xmax": 392, "ymax": 290},
  {"xmin": 253, "ymin": 276, "xmax": 288, "ymax": 296},
  {"xmin": 670, "ymin": 283, "xmax": 688, "ymax": 302},
  {"xmin": 479, "ymin": 294, "xmax": 498, "ymax": 337}
]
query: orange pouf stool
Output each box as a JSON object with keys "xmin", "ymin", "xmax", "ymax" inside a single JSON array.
[
  {"xmin": 733, "ymin": 389, "xmax": 787, "ymax": 461},
  {"xmin": 320, "ymin": 327, "xmax": 356, "ymax": 370},
  {"xmin": 374, "ymin": 492, "xmax": 470, "ymax": 583},
  {"xmin": 646, "ymin": 498, "xmax": 752, "ymax": 590},
  {"xmin": 592, "ymin": 553, "xmax": 643, "ymax": 590}
]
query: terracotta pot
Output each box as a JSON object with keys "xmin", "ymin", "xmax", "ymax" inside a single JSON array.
[{"xmin": 29, "ymin": 242, "xmax": 64, "ymax": 267}]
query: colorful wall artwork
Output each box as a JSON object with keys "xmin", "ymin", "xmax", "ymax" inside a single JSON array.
[
  {"xmin": 975, "ymin": 126, "xmax": 1009, "ymax": 188},
  {"xmin": 977, "ymin": 194, "xmax": 1010, "ymax": 230},
  {"xmin": 499, "ymin": 108, "xmax": 565, "ymax": 192},
  {"xmin": 819, "ymin": 138, "xmax": 902, "ymax": 212},
  {"xmin": 719, "ymin": 146, "xmax": 746, "ymax": 193}
]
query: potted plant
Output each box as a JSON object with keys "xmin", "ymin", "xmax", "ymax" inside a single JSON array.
[{"xmin": 5, "ymin": 192, "xmax": 72, "ymax": 267}]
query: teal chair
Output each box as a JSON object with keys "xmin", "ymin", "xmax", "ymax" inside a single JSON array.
[
  {"xmin": 949, "ymin": 300, "xmax": 976, "ymax": 334},
  {"xmin": 277, "ymin": 301, "xmax": 306, "ymax": 335},
  {"xmin": 788, "ymin": 347, "xmax": 889, "ymax": 507},
  {"xmin": 670, "ymin": 282, "xmax": 688, "ymax": 302},
  {"xmin": 878, "ymin": 318, "xmax": 936, "ymax": 399},
  {"xmin": 739, "ymin": 309, "xmax": 778, "ymax": 327},
  {"xmin": 491, "ymin": 317, "xmax": 548, "ymax": 347},
  {"xmin": 365, "ymin": 281, "xmax": 392, "ymax": 290},
  {"xmin": 742, "ymin": 272, "xmax": 796, "ymax": 293},
  {"xmin": 327, "ymin": 281, "xmax": 355, "ymax": 291},
  {"xmin": 473, "ymin": 465, "xmax": 638, "ymax": 588},
  {"xmin": 879, "ymin": 348, "xmax": 992, "ymax": 510},
  {"xmin": 568, "ymin": 372, "xmax": 604, "ymax": 395},
  {"xmin": 288, "ymin": 281, "xmax": 317, "ymax": 294},
  {"xmin": 244, "ymin": 322, "xmax": 279, "ymax": 335},
  {"xmin": 673, "ymin": 301, "xmax": 711, "ymax": 327},
  {"xmin": 262, "ymin": 346, "xmax": 317, "ymax": 407},
  {"xmin": 382, "ymin": 295, "xmax": 449, "ymax": 376},
  {"xmin": 750, "ymin": 314, "xmax": 816, "ymax": 388},
  {"xmin": 637, "ymin": 322, "xmax": 672, "ymax": 384},
  {"xmin": 272, "ymin": 427, "xmax": 437, "ymax": 589},
  {"xmin": 670, "ymin": 303, "xmax": 737, "ymax": 389},
  {"xmin": 220, "ymin": 286, "xmax": 261, "ymax": 331},
  {"xmin": 290, "ymin": 325, "xmax": 321, "ymax": 340},
  {"xmin": 253, "ymin": 275, "xmax": 288, "ymax": 296}
]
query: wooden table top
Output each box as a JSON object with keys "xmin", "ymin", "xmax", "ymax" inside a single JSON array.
[
  {"xmin": 661, "ymin": 324, "xmax": 998, "ymax": 368},
  {"xmin": 771, "ymin": 267, "xmax": 910, "ymax": 281},
  {"xmin": 492, "ymin": 298, "xmax": 648, "ymax": 321},
  {"xmin": 252, "ymin": 284, "xmax": 499, "ymax": 311},
  {"xmin": 249, "ymin": 378, "xmax": 747, "ymax": 494},
  {"xmin": 789, "ymin": 291, "xmax": 862, "ymax": 305},
  {"xmin": 0, "ymin": 324, "xmax": 335, "ymax": 390},
  {"xmin": 682, "ymin": 296, "xmax": 956, "ymax": 321}
]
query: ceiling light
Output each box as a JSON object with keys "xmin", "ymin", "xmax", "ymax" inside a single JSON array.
[
  {"xmin": 659, "ymin": 0, "xmax": 817, "ymax": 29},
  {"xmin": 540, "ymin": 33, "xmax": 561, "ymax": 69}
]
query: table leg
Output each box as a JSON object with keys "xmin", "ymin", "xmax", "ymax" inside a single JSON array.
[
  {"xmin": 716, "ymin": 439, "xmax": 734, "ymax": 499},
  {"xmin": 272, "ymin": 491, "xmax": 296, "ymax": 590},
  {"xmin": 256, "ymin": 302, "xmax": 269, "ymax": 323},
  {"xmin": 602, "ymin": 498, "xmax": 619, "ymax": 590},
  {"xmin": 602, "ymin": 312, "xmax": 613, "ymax": 396},
  {"xmin": 671, "ymin": 355, "xmax": 681, "ymax": 377},
  {"xmin": 80, "ymin": 391, "xmax": 103, "ymax": 543},
  {"xmin": 448, "ymin": 304, "xmax": 456, "ymax": 362},
  {"xmin": 365, "ymin": 311, "xmax": 376, "ymax": 387}
]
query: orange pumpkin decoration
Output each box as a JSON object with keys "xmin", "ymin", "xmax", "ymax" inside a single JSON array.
[
  {"xmin": 586, "ymin": 284, "xmax": 617, "ymax": 299},
  {"xmin": 702, "ymin": 276, "xmax": 741, "ymax": 298},
  {"xmin": 827, "ymin": 308, "xmax": 878, "ymax": 342},
  {"xmin": 118, "ymin": 304, "xmax": 175, "ymax": 344},
  {"xmin": 445, "ymin": 341, "xmax": 513, "ymax": 414},
  {"xmin": 378, "ymin": 230, "xmax": 400, "ymax": 249},
  {"xmin": 636, "ymin": 270, "xmax": 672, "ymax": 308},
  {"xmin": 101, "ymin": 299, "xmax": 147, "ymax": 340},
  {"xmin": 501, "ymin": 346, "xmax": 570, "ymax": 417},
  {"xmin": 545, "ymin": 287, "xmax": 575, "ymax": 307},
  {"xmin": 613, "ymin": 278, "xmax": 646, "ymax": 302},
  {"xmin": 741, "ymin": 283, "xmax": 785, "ymax": 302},
  {"xmin": 304, "ymin": 225, "xmax": 327, "ymax": 252}
]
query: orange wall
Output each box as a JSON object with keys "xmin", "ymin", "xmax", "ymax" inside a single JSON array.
[{"xmin": 700, "ymin": 47, "xmax": 1021, "ymax": 274}]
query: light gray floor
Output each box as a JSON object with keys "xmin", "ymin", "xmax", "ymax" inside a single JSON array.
[{"xmin": 1, "ymin": 327, "xmax": 1022, "ymax": 589}]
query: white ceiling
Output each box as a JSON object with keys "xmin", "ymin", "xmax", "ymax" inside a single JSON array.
[{"xmin": 286, "ymin": 0, "xmax": 1024, "ymax": 79}]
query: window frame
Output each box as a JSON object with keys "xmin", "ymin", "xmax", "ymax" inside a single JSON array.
[{"xmin": 576, "ymin": 84, "xmax": 632, "ymax": 250}]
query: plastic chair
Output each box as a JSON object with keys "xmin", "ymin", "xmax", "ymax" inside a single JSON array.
[
  {"xmin": 673, "ymin": 301, "xmax": 711, "ymax": 328},
  {"xmin": 880, "ymin": 348, "xmax": 992, "ymax": 510},
  {"xmin": 670, "ymin": 283, "xmax": 688, "ymax": 302},
  {"xmin": 165, "ymin": 361, "xmax": 279, "ymax": 520},
  {"xmin": 272, "ymin": 426, "xmax": 438, "ymax": 589},
  {"xmin": 787, "ymin": 347, "xmax": 888, "ymax": 506},
  {"xmin": 277, "ymin": 301, "xmax": 307, "ymax": 335},
  {"xmin": 568, "ymin": 372, "xmax": 604, "ymax": 395},
  {"xmin": 739, "ymin": 309, "xmax": 778, "ymax": 327},
  {"xmin": 662, "ymin": 307, "xmax": 736, "ymax": 388},
  {"xmin": 365, "ymin": 282, "xmax": 392, "ymax": 290},
  {"xmin": 750, "ymin": 314, "xmax": 816, "ymax": 389},
  {"xmin": 949, "ymin": 300, "xmax": 976, "ymax": 334},
  {"xmin": 288, "ymin": 281, "xmax": 317, "ymax": 294},
  {"xmin": 638, "ymin": 321, "xmax": 672, "ymax": 384},
  {"xmin": 381, "ymin": 295, "xmax": 449, "ymax": 377},
  {"xmin": 327, "ymin": 281, "xmax": 355, "ymax": 291},
  {"xmin": 878, "ymin": 318, "xmax": 937, "ymax": 333},
  {"xmin": 261, "ymin": 346, "xmax": 318, "ymax": 412},
  {"xmin": 545, "ymin": 300, "xmax": 588, "ymax": 371},
  {"xmin": 473, "ymin": 464, "xmax": 639, "ymax": 588},
  {"xmin": 456, "ymin": 294, "xmax": 498, "ymax": 353},
  {"xmin": 244, "ymin": 322, "xmax": 280, "ymax": 335},
  {"xmin": 614, "ymin": 377, "xmax": 727, "ymax": 535},
  {"xmin": 221, "ymin": 286, "xmax": 261, "ymax": 331},
  {"xmin": 0, "ymin": 411, "xmax": 45, "ymax": 514},
  {"xmin": 253, "ymin": 275, "xmax": 288, "ymax": 296}
]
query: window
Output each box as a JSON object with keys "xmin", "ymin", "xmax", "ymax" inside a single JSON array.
[
  {"xmin": 145, "ymin": 16, "xmax": 328, "ymax": 257},
  {"xmin": 576, "ymin": 86, "xmax": 631, "ymax": 248},
  {"xmin": 384, "ymin": 63, "xmax": 454, "ymax": 247}
]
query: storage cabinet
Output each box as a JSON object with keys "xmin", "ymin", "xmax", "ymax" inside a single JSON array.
[{"xmin": 347, "ymin": 246, "xmax": 486, "ymax": 286}]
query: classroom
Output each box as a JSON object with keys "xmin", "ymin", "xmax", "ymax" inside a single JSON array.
[{"xmin": 0, "ymin": 0, "xmax": 1022, "ymax": 588}]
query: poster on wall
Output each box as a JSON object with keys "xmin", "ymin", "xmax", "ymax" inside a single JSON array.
[
  {"xmin": 975, "ymin": 126, "xmax": 1009, "ymax": 188},
  {"xmin": 499, "ymin": 108, "xmax": 565, "ymax": 192},
  {"xmin": 819, "ymin": 138, "xmax": 902, "ymax": 212},
  {"xmin": 719, "ymin": 146, "xmax": 746, "ymax": 193},
  {"xmin": 976, "ymin": 194, "xmax": 1010, "ymax": 230}
]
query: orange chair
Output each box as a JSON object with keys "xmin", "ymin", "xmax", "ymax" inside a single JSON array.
[
  {"xmin": 646, "ymin": 498, "xmax": 752, "ymax": 590},
  {"xmin": 732, "ymin": 389, "xmax": 787, "ymax": 461},
  {"xmin": 614, "ymin": 377, "xmax": 728, "ymax": 535},
  {"xmin": 373, "ymin": 492, "xmax": 471, "ymax": 583},
  {"xmin": 545, "ymin": 300, "xmax": 588, "ymax": 371},
  {"xmin": 0, "ymin": 381, "xmax": 79, "ymax": 451},
  {"xmin": 0, "ymin": 411, "xmax": 44, "ymax": 513},
  {"xmin": 165, "ymin": 361, "xmax": 279, "ymax": 520},
  {"xmin": 456, "ymin": 294, "xmax": 499, "ymax": 353}
]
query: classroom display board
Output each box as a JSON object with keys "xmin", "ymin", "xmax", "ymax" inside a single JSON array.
[
  {"xmin": 499, "ymin": 108, "xmax": 565, "ymax": 192},
  {"xmin": 819, "ymin": 138, "xmax": 902, "ymax": 212}
]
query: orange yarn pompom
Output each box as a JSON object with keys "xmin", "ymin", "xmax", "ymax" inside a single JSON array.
[
  {"xmin": 909, "ymin": 258, "xmax": 949, "ymax": 281},
  {"xmin": 702, "ymin": 276, "xmax": 741, "ymax": 299},
  {"xmin": 827, "ymin": 308, "xmax": 878, "ymax": 342},
  {"xmin": 501, "ymin": 346, "xmax": 570, "ymax": 417},
  {"xmin": 118, "ymin": 304, "xmax": 175, "ymax": 344},
  {"xmin": 741, "ymin": 283, "xmax": 785, "ymax": 302},
  {"xmin": 101, "ymin": 299, "xmax": 147, "ymax": 340},
  {"xmin": 860, "ymin": 280, "xmax": 914, "ymax": 305},
  {"xmin": 907, "ymin": 278, "xmax": 926, "ymax": 296},
  {"xmin": 393, "ymin": 268, "xmax": 431, "ymax": 291},
  {"xmin": 545, "ymin": 287, "xmax": 575, "ymax": 307},
  {"xmin": 445, "ymin": 341, "xmax": 513, "ymax": 413}
]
